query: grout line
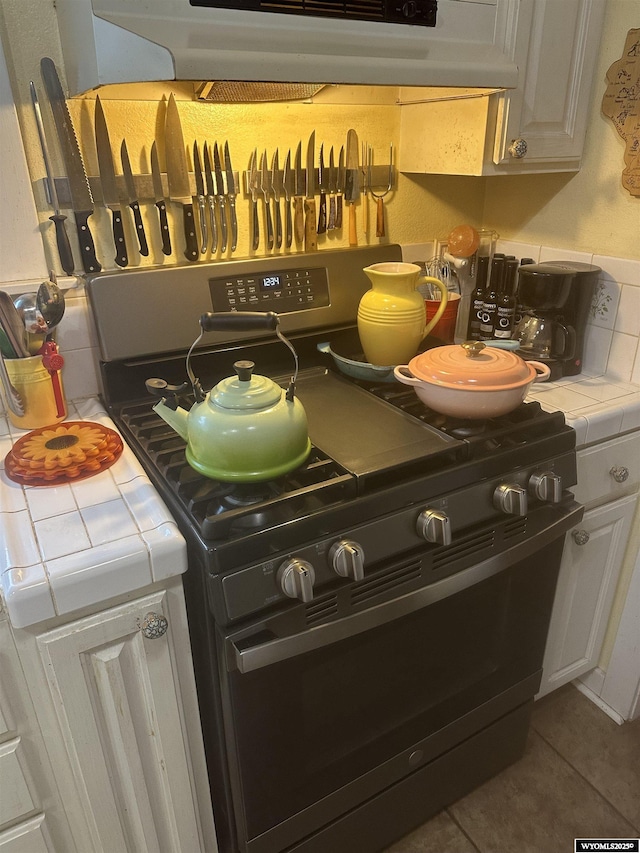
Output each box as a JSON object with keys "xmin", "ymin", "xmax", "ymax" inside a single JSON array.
[{"xmin": 445, "ymin": 808, "xmax": 483, "ymax": 852}]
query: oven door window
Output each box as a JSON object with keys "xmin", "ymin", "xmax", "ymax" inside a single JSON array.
[{"xmin": 222, "ymin": 537, "xmax": 563, "ymax": 841}]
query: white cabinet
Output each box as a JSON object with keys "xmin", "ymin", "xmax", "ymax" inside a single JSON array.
[
  {"xmin": 399, "ymin": 0, "xmax": 606, "ymax": 175},
  {"xmin": 9, "ymin": 581, "xmax": 217, "ymax": 853}
]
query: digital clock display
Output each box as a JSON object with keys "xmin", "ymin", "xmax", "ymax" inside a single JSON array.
[{"xmin": 262, "ymin": 275, "xmax": 281, "ymax": 289}]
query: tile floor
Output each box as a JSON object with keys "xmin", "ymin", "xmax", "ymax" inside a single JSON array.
[{"xmin": 385, "ymin": 684, "xmax": 640, "ymax": 853}]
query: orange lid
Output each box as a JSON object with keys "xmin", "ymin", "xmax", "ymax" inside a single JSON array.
[{"xmin": 407, "ymin": 341, "xmax": 536, "ymax": 390}]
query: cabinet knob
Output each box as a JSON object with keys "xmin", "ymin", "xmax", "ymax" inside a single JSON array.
[
  {"xmin": 610, "ymin": 465, "xmax": 629, "ymax": 483},
  {"xmin": 572, "ymin": 529, "xmax": 590, "ymax": 546},
  {"xmin": 508, "ymin": 138, "xmax": 528, "ymax": 159},
  {"xmin": 139, "ymin": 612, "xmax": 168, "ymax": 639}
]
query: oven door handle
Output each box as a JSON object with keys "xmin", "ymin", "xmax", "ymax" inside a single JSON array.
[{"xmin": 227, "ymin": 500, "xmax": 583, "ymax": 674}]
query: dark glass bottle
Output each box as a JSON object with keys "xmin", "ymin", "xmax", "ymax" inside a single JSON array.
[
  {"xmin": 479, "ymin": 254, "xmax": 505, "ymax": 340},
  {"xmin": 493, "ymin": 258, "xmax": 519, "ymax": 339},
  {"xmin": 466, "ymin": 254, "xmax": 489, "ymax": 340}
]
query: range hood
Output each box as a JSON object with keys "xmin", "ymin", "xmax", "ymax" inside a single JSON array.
[{"xmin": 54, "ymin": 0, "xmax": 521, "ymax": 97}]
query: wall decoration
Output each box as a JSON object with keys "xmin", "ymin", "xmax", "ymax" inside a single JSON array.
[{"xmin": 602, "ymin": 28, "xmax": 640, "ymax": 197}]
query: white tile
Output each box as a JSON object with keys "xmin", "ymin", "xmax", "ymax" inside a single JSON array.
[
  {"xmin": 621, "ymin": 397, "xmax": 640, "ymax": 432},
  {"xmin": 142, "ymin": 523, "xmax": 187, "ymax": 582},
  {"xmin": 54, "ymin": 298, "xmax": 98, "ymax": 351},
  {"xmin": 495, "ymin": 240, "xmax": 540, "ymax": 262},
  {"xmin": 592, "ymin": 255, "xmax": 640, "ymax": 287},
  {"xmin": 59, "ymin": 347, "xmax": 101, "ymax": 401},
  {"xmin": 526, "ymin": 384, "xmax": 596, "ymax": 412},
  {"xmin": 570, "ymin": 376, "xmax": 640, "ymax": 402},
  {"xmin": 73, "ymin": 398, "xmax": 108, "ymax": 420},
  {"xmin": 70, "ymin": 470, "xmax": 121, "ymax": 508},
  {"xmin": 0, "ymin": 415, "xmax": 9, "ymax": 438},
  {"xmin": 81, "ymin": 498, "xmax": 138, "ymax": 546},
  {"xmin": 119, "ymin": 478, "xmax": 174, "ymax": 532},
  {"xmin": 46, "ymin": 535, "xmax": 152, "ymax": 616},
  {"xmin": 401, "ymin": 242, "xmax": 436, "ymax": 263},
  {"xmin": 0, "ymin": 509, "xmax": 42, "ymax": 570},
  {"xmin": 607, "ymin": 332, "xmax": 639, "ymax": 382},
  {"xmin": 25, "ymin": 482, "xmax": 76, "ymax": 521},
  {"xmin": 539, "ymin": 246, "xmax": 593, "ymax": 264},
  {"xmin": 614, "ymin": 284, "xmax": 640, "ymax": 336},
  {"xmin": 582, "ymin": 325, "xmax": 612, "ymax": 376},
  {"xmin": 633, "ymin": 348, "xmax": 640, "ymax": 386},
  {"xmin": 564, "ymin": 414, "xmax": 588, "ymax": 448},
  {"xmin": 581, "ymin": 405, "xmax": 624, "ymax": 445},
  {"xmin": 110, "ymin": 448, "xmax": 147, "ymax": 485},
  {"xmin": 34, "ymin": 510, "xmax": 91, "ymax": 561},
  {"xmin": 589, "ymin": 276, "xmax": 620, "ymax": 330},
  {"xmin": 0, "ymin": 469, "xmax": 27, "ymax": 513},
  {"xmin": 0, "ymin": 564, "xmax": 56, "ymax": 628}
]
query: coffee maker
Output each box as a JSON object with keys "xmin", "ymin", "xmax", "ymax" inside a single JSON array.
[{"xmin": 513, "ymin": 261, "xmax": 600, "ymax": 380}]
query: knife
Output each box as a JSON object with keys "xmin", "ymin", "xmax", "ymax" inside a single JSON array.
[
  {"xmin": 40, "ymin": 57, "xmax": 101, "ymax": 274},
  {"xmin": 293, "ymin": 141, "xmax": 305, "ymax": 245},
  {"xmin": 260, "ymin": 150, "xmax": 274, "ymax": 251},
  {"xmin": 95, "ymin": 95, "xmax": 128, "ymax": 267},
  {"xmin": 304, "ymin": 131, "xmax": 318, "ymax": 252},
  {"xmin": 213, "ymin": 142, "xmax": 227, "ymax": 253},
  {"xmin": 165, "ymin": 94, "xmax": 199, "ymax": 263},
  {"xmin": 224, "ymin": 142, "xmax": 238, "ymax": 253},
  {"xmin": 121, "ymin": 138, "xmax": 149, "ymax": 256},
  {"xmin": 248, "ymin": 149, "xmax": 260, "ymax": 251},
  {"xmin": 29, "ymin": 82, "xmax": 74, "ymax": 275},
  {"xmin": 193, "ymin": 141, "xmax": 208, "ymax": 254},
  {"xmin": 317, "ymin": 143, "xmax": 327, "ymax": 235},
  {"xmin": 202, "ymin": 143, "xmax": 218, "ymax": 254},
  {"xmin": 327, "ymin": 146, "xmax": 336, "ymax": 232},
  {"xmin": 336, "ymin": 145, "xmax": 345, "ymax": 230},
  {"xmin": 150, "ymin": 141, "xmax": 171, "ymax": 256},
  {"xmin": 282, "ymin": 149, "xmax": 293, "ymax": 249},
  {"xmin": 345, "ymin": 129, "xmax": 360, "ymax": 247},
  {"xmin": 271, "ymin": 149, "xmax": 283, "ymax": 250}
]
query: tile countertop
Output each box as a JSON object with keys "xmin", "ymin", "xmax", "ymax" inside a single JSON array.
[{"xmin": 1, "ymin": 372, "xmax": 639, "ymax": 631}]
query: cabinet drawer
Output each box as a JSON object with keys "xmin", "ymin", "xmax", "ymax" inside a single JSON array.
[
  {"xmin": 0, "ymin": 814, "xmax": 53, "ymax": 852},
  {"xmin": 0, "ymin": 739, "xmax": 36, "ymax": 827},
  {"xmin": 573, "ymin": 432, "xmax": 640, "ymax": 508}
]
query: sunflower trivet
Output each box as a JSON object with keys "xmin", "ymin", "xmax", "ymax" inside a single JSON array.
[{"xmin": 5, "ymin": 421, "xmax": 124, "ymax": 486}]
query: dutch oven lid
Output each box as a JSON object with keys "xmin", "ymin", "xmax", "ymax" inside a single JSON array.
[
  {"xmin": 407, "ymin": 341, "xmax": 536, "ymax": 390},
  {"xmin": 209, "ymin": 360, "xmax": 283, "ymax": 410}
]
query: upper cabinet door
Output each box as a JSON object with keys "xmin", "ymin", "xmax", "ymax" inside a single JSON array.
[{"xmin": 492, "ymin": 0, "xmax": 607, "ymax": 168}]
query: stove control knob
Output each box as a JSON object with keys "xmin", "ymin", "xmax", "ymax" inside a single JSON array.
[
  {"xmin": 529, "ymin": 471, "xmax": 562, "ymax": 503},
  {"xmin": 329, "ymin": 540, "xmax": 365, "ymax": 581},
  {"xmin": 416, "ymin": 509, "xmax": 452, "ymax": 546},
  {"xmin": 494, "ymin": 484, "xmax": 528, "ymax": 516},
  {"xmin": 277, "ymin": 559, "xmax": 316, "ymax": 603}
]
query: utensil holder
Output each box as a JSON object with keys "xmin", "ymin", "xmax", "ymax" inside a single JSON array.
[{"xmin": 3, "ymin": 355, "xmax": 66, "ymax": 430}]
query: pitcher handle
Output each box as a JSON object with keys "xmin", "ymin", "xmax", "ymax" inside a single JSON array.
[{"xmin": 420, "ymin": 275, "xmax": 449, "ymax": 337}]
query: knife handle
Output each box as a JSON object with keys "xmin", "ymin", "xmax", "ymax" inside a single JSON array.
[
  {"xmin": 264, "ymin": 198, "xmax": 274, "ymax": 251},
  {"xmin": 155, "ymin": 200, "xmax": 172, "ymax": 255},
  {"xmin": 318, "ymin": 192, "xmax": 327, "ymax": 235},
  {"xmin": 376, "ymin": 197, "xmax": 385, "ymax": 239},
  {"xmin": 251, "ymin": 200, "xmax": 260, "ymax": 251},
  {"xmin": 336, "ymin": 195, "xmax": 343, "ymax": 230},
  {"xmin": 293, "ymin": 196, "xmax": 304, "ymax": 244},
  {"xmin": 197, "ymin": 196, "xmax": 208, "ymax": 254},
  {"xmin": 304, "ymin": 198, "xmax": 318, "ymax": 252},
  {"xmin": 74, "ymin": 210, "xmax": 101, "ymax": 273},
  {"xmin": 49, "ymin": 212, "xmax": 75, "ymax": 274},
  {"xmin": 129, "ymin": 201, "xmax": 149, "ymax": 256},
  {"xmin": 208, "ymin": 198, "xmax": 218, "ymax": 254},
  {"xmin": 285, "ymin": 200, "xmax": 292, "ymax": 249},
  {"xmin": 218, "ymin": 197, "xmax": 227, "ymax": 253},
  {"xmin": 273, "ymin": 199, "xmax": 282, "ymax": 250},
  {"xmin": 110, "ymin": 208, "xmax": 128, "ymax": 267},
  {"xmin": 328, "ymin": 195, "xmax": 336, "ymax": 232},
  {"xmin": 228, "ymin": 197, "xmax": 238, "ymax": 252},
  {"xmin": 182, "ymin": 203, "xmax": 199, "ymax": 262},
  {"xmin": 348, "ymin": 202, "xmax": 358, "ymax": 247}
]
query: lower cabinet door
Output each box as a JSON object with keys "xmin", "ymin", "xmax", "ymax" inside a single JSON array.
[
  {"xmin": 34, "ymin": 588, "xmax": 213, "ymax": 853},
  {"xmin": 0, "ymin": 815, "xmax": 54, "ymax": 853},
  {"xmin": 538, "ymin": 494, "xmax": 637, "ymax": 698}
]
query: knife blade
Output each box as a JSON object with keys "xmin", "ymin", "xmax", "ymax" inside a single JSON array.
[
  {"xmin": 165, "ymin": 93, "xmax": 199, "ymax": 263},
  {"xmin": 212, "ymin": 142, "xmax": 227, "ymax": 253},
  {"xmin": 327, "ymin": 146, "xmax": 337, "ymax": 232},
  {"xmin": 203, "ymin": 142, "xmax": 219, "ymax": 254},
  {"xmin": 317, "ymin": 144, "xmax": 327, "ymax": 235},
  {"xmin": 121, "ymin": 139, "xmax": 149, "ymax": 257},
  {"xmin": 150, "ymin": 141, "xmax": 171, "ymax": 256},
  {"xmin": 260, "ymin": 151, "xmax": 274, "ymax": 251},
  {"xmin": 282, "ymin": 149, "xmax": 293, "ymax": 249},
  {"xmin": 304, "ymin": 131, "xmax": 318, "ymax": 252},
  {"xmin": 271, "ymin": 149, "xmax": 282, "ymax": 250},
  {"xmin": 29, "ymin": 81, "xmax": 74, "ymax": 275},
  {"xmin": 345, "ymin": 129, "xmax": 360, "ymax": 247},
  {"xmin": 95, "ymin": 95, "xmax": 128, "ymax": 267},
  {"xmin": 336, "ymin": 145, "xmax": 345, "ymax": 230},
  {"xmin": 40, "ymin": 57, "xmax": 101, "ymax": 274},
  {"xmin": 193, "ymin": 141, "xmax": 208, "ymax": 254},
  {"xmin": 293, "ymin": 141, "xmax": 305, "ymax": 245},
  {"xmin": 223, "ymin": 142, "xmax": 238, "ymax": 253},
  {"xmin": 248, "ymin": 149, "xmax": 260, "ymax": 251}
]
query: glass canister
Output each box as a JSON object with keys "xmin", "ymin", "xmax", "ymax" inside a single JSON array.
[{"xmin": 3, "ymin": 354, "xmax": 66, "ymax": 430}]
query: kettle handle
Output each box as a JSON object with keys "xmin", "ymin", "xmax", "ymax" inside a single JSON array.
[{"xmin": 200, "ymin": 311, "xmax": 279, "ymax": 332}]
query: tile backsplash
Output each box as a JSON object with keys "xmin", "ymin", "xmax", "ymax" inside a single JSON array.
[{"xmin": 1, "ymin": 243, "xmax": 639, "ymax": 421}]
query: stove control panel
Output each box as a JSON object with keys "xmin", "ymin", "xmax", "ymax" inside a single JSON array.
[{"xmin": 209, "ymin": 266, "xmax": 330, "ymax": 314}]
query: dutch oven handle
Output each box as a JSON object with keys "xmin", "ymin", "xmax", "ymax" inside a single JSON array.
[{"xmin": 200, "ymin": 311, "xmax": 279, "ymax": 333}]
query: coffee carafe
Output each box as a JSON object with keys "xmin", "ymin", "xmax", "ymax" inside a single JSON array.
[{"xmin": 513, "ymin": 261, "xmax": 600, "ymax": 380}]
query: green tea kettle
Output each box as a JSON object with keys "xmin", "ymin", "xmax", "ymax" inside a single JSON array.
[{"xmin": 146, "ymin": 312, "xmax": 311, "ymax": 482}]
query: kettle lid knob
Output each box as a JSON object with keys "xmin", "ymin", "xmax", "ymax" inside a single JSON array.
[{"xmin": 234, "ymin": 360, "xmax": 255, "ymax": 382}]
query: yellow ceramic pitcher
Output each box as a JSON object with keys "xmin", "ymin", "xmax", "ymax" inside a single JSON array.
[{"xmin": 357, "ymin": 262, "xmax": 449, "ymax": 366}]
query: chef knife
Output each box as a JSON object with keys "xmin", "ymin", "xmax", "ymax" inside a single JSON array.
[
  {"xmin": 150, "ymin": 141, "xmax": 171, "ymax": 256},
  {"xmin": 345, "ymin": 129, "xmax": 360, "ymax": 247},
  {"xmin": 165, "ymin": 93, "xmax": 199, "ymax": 263},
  {"xmin": 282, "ymin": 149, "xmax": 293, "ymax": 249},
  {"xmin": 213, "ymin": 142, "xmax": 227, "ymax": 253},
  {"xmin": 260, "ymin": 150, "xmax": 274, "ymax": 251},
  {"xmin": 223, "ymin": 142, "xmax": 238, "ymax": 253},
  {"xmin": 194, "ymin": 141, "xmax": 209, "ymax": 254},
  {"xmin": 327, "ymin": 146, "xmax": 336, "ymax": 232},
  {"xmin": 336, "ymin": 145, "xmax": 345, "ymax": 230},
  {"xmin": 271, "ymin": 149, "xmax": 282, "ymax": 250},
  {"xmin": 317, "ymin": 143, "xmax": 327, "ymax": 235},
  {"xmin": 95, "ymin": 95, "xmax": 128, "ymax": 267},
  {"xmin": 248, "ymin": 149, "xmax": 260, "ymax": 251},
  {"xmin": 40, "ymin": 57, "xmax": 101, "ymax": 274},
  {"xmin": 304, "ymin": 131, "xmax": 318, "ymax": 252},
  {"xmin": 120, "ymin": 138, "xmax": 149, "ymax": 256},
  {"xmin": 293, "ymin": 141, "xmax": 305, "ymax": 245},
  {"xmin": 29, "ymin": 81, "xmax": 74, "ymax": 275}
]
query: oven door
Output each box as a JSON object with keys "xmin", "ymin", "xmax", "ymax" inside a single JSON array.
[{"xmin": 219, "ymin": 499, "xmax": 582, "ymax": 853}]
